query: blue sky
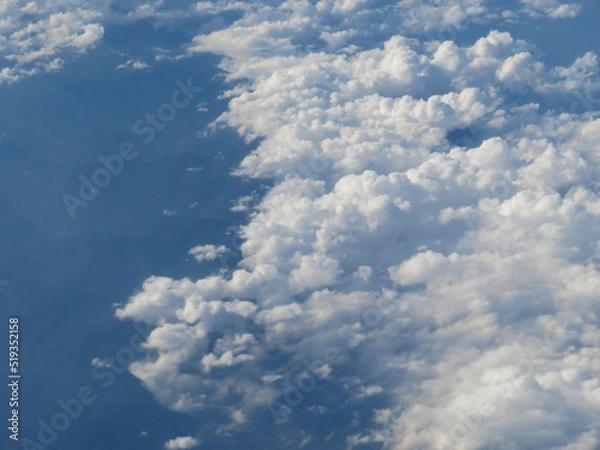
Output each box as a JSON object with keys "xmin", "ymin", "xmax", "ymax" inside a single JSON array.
[{"xmin": 2, "ymin": 1, "xmax": 600, "ymax": 449}]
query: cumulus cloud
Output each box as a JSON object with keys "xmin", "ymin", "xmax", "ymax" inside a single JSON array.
[
  {"xmin": 519, "ymin": 0, "xmax": 582, "ymax": 19},
  {"xmin": 1, "ymin": 0, "xmax": 584, "ymax": 85},
  {"xmin": 231, "ymin": 194, "xmax": 256, "ymax": 212},
  {"xmin": 0, "ymin": 0, "xmax": 248, "ymax": 84},
  {"xmin": 0, "ymin": 1, "xmax": 104, "ymax": 84},
  {"xmin": 116, "ymin": 58, "xmax": 150, "ymax": 70},
  {"xmin": 164, "ymin": 436, "xmax": 200, "ymax": 449},
  {"xmin": 188, "ymin": 244, "xmax": 228, "ymax": 262},
  {"xmin": 112, "ymin": 0, "xmax": 600, "ymax": 448}
]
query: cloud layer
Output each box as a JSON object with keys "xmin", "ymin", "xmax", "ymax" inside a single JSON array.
[
  {"xmin": 0, "ymin": 0, "xmax": 106, "ymax": 83},
  {"xmin": 109, "ymin": 1, "xmax": 600, "ymax": 449}
]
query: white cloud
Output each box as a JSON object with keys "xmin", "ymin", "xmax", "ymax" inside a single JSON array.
[
  {"xmin": 231, "ymin": 194, "xmax": 255, "ymax": 212},
  {"xmin": 201, "ymin": 350, "xmax": 254, "ymax": 372},
  {"xmin": 188, "ymin": 244, "xmax": 228, "ymax": 262},
  {"xmin": 116, "ymin": 58, "xmax": 150, "ymax": 70},
  {"xmin": 0, "ymin": 3, "xmax": 104, "ymax": 84},
  {"xmin": 164, "ymin": 436, "xmax": 200, "ymax": 449},
  {"xmin": 519, "ymin": 0, "xmax": 582, "ymax": 19},
  {"xmin": 113, "ymin": 1, "xmax": 600, "ymax": 448},
  {"xmin": 90, "ymin": 357, "xmax": 111, "ymax": 368},
  {"xmin": 1, "ymin": 0, "xmax": 585, "ymax": 85}
]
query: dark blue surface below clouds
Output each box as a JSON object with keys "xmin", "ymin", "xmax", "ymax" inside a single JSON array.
[{"xmin": 0, "ymin": 21, "xmax": 269, "ymax": 450}]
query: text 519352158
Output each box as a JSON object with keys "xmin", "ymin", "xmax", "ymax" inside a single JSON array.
[{"xmin": 8, "ymin": 317, "xmax": 20, "ymax": 442}]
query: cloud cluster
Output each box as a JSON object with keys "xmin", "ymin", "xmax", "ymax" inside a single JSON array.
[
  {"xmin": 112, "ymin": 0, "xmax": 600, "ymax": 448},
  {"xmin": 0, "ymin": 0, "xmax": 105, "ymax": 84},
  {"xmin": 1, "ymin": 0, "xmax": 584, "ymax": 84},
  {"xmin": 518, "ymin": 0, "xmax": 581, "ymax": 19}
]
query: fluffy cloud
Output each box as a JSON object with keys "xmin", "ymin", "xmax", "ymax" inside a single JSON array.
[
  {"xmin": 0, "ymin": 1, "xmax": 104, "ymax": 83},
  {"xmin": 188, "ymin": 244, "xmax": 228, "ymax": 262},
  {"xmin": 164, "ymin": 436, "xmax": 201, "ymax": 449},
  {"xmin": 116, "ymin": 58, "xmax": 150, "ymax": 70},
  {"xmin": 113, "ymin": 1, "xmax": 600, "ymax": 449},
  {"xmin": 519, "ymin": 0, "xmax": 582, "ymax": 19},
  {"xmin": 0, "ymin": 0, "xmax": 250, "ymax": 83},
  {"xmin": 1, "ymin": 0, "xmax": 585, "ymax": 84}
]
